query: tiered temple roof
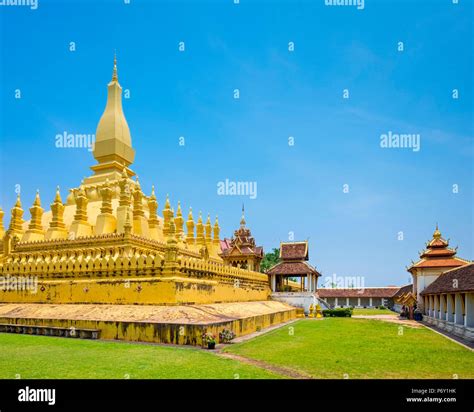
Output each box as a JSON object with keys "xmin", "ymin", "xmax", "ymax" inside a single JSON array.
[
  {"xmin": 267, "ymin": 241, "xmax": 319, "ymax": 276},
  {"xmin": 407, "ymin": 225, "xmax": 471, "ymax": 272},
  {"xmin": 219, "ymin": 207, "xmax": 263, "ymax": 271}
]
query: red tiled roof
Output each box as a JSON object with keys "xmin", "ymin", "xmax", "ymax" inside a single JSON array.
[
  {"xmin": 220, "ymin": 239, "xmax": 232, "ymax": 251},
  {"xmin": 410, "ymin": 258, "xmax": 468, "ymax": 269},
  {"xmin": 267, "ymin": 261, "xmax": 319, "ymax": 276},
  {"xmin": 280, "ymin": 242, "xmax": 308, "ymax": 260},
  {"xmin": 392, "ymin": 284, "xmax": 413, "ymax": 298},
  {"xmin": 421, "ymin": 263, "xmax": 474, "ymax": 295},
  {"xmin": 421, "ymin": 248, "xmax": 456, "ymax": 258},
  {"xmin": 318, "ymin": 287, "xmax": 401, "ymax": 298},
  {"xmin": 429, "ymin": 238, "xmax": 449, "ymax": 247}
]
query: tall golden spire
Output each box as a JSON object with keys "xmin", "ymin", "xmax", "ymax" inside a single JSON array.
[{"xmin": 87, "ymin": 52, "xmax": 135, "ymax": 185}]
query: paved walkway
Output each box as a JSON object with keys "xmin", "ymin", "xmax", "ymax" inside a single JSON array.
[{"xmin": 0, "ymin": 301, "xmax": 294, "ymax": 325}]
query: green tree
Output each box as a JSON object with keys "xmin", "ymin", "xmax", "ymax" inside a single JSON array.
[{"xmin": 260, "ymin": 248, "xmax": 280, "ymax": 273}]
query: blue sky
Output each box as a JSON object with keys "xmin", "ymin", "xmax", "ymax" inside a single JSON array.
[{"xmin": 0, "ymin": 0, "xmax": 472, "ymax": 286}]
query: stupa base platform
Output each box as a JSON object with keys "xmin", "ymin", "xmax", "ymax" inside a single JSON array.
[{"xmin": 0, "ymin": 301, "xmax": 296, "ymax": 346}]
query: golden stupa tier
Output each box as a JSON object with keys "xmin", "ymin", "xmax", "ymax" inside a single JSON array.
[
  {"xmin": 0, "ymin": 183, "xmax": 269, "ymax": 304},
  {"xmin": 0, "ymin": 228, "xmax": 269, "ymax": 304}
]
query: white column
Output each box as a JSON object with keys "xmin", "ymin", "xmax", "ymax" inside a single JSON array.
[
  {"xmin": 335, "ymin": 297, "xmax": 338, "ymax": 307},
  {"xmin": 346, "ymin": 297, "xmax": 350, "ymax": 307},
  {"xmin": 433, "ymin": 295, "xmax": 438, "ymax": 319},
  {"xmin": 369, "ymin": 297, "xmax": 373, "ymax": 307},
  {"xmin": 466, "ymin": 293, "xmax": 474, "ymax": 328},
  {"xmin": 440, "ymin": 295, "xmax": 446, "ymax": 320},
  {"xmin": 447, "ymin": 294, "xmax": 454, "ymax": 322},
  {"xmin": 455, "ymin": 294, "xmax": 463, "ymax": 325},
  {"xmin": 357, "ymin": 297, "xmax": 361, "ymax": 307}
]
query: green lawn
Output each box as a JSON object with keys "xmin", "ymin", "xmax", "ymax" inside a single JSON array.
[
  {"xmin": 2, "ymin": 318, "xmax": 473, "ymax": 379},
  {"xmin": 352, "ymin": 308, "xmax": 395, "ymax": 316},
  {"xmin": 224, "ymin": 319, "xmax": 474, "ymax": 379},
  {"xmin": 0, "ymin": 333, "xmax": 278, "ymax": 379}
]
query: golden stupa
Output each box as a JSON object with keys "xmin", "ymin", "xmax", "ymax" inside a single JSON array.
[{"xmin": 0, "ymin": 56, "xmax": 271, "ymax": 306}]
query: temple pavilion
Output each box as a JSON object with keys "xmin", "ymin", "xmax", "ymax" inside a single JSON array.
[
  {"xmin": 219, "ymin": 207, "xmax": 263, "ymax": 272},
  {"xmin": 267, "ymin": 241, "xmax": 320, "ymax": 292}
]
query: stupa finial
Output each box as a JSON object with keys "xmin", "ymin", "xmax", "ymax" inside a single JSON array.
[
  {"xmin": 240, "ymin": 203, "xmax": 246, "ymax": 227},
  {"xmin": 112, "ymin": 51, "xmax": 118, "ymax": 82},
  {"xmin": 33, "ymin": 189, "xmax": 41, "ymax": 206}
]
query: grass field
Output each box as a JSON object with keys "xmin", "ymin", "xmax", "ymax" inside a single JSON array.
[
  {"xmin": 0, "ymin": 334, "xmax": 278, "ymax": 379},
  {"xmin": 1, "ymin": 318, "xmax": 472, "ymax": 379},
  {"xmin": 351, "ymin": 308, "xmax": 395, "ymax": 315},
  {"xmin": 225, "ymin": 319, "xmax": 474, "ymax": 379}
]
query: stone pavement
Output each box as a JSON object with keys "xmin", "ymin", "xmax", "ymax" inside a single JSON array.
[{"xmin": 0, "ymin": 301, "xmax": 294, "ymax": 325}]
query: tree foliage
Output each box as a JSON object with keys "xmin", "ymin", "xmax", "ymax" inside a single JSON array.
[{"xmin": 260, "ymin": 248, "xmax": 280, "ymax": 273}]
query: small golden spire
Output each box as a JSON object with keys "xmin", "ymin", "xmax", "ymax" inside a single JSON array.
[
  {"xmin": 165, "ymin": 194, "xmax": 171, "ymax": 209},
  {"xmin": 54, "ymin": 186, "xmax": 62, "ymax": 203},
  {"xmin": 177, "ymin": 201, "xmax": 182, "ymax": 216},
  {"xmin": 33, "ymin": 189, "xmax": 41, "ymax": 206},
  {"xmin": 151, "ymin": 185, "xmax": 156, "ymax": 199},
  {"xmin": 188, "ymin": 207, "xmax": 193, "ymax": 220},
  {"xmin": 14, "ymin": 193, "xmax": 22, "ymax": 208},
  {"xmin": 433, "ymin": 223, "xmax": 441, "ymax": 239},
  {"xmin": 124, "ymin": 208, "xmax": 132, "ymax": 234},
  {"xmin": 213, "ymin": 215, "xmax": 220, "ymax": 244}
]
